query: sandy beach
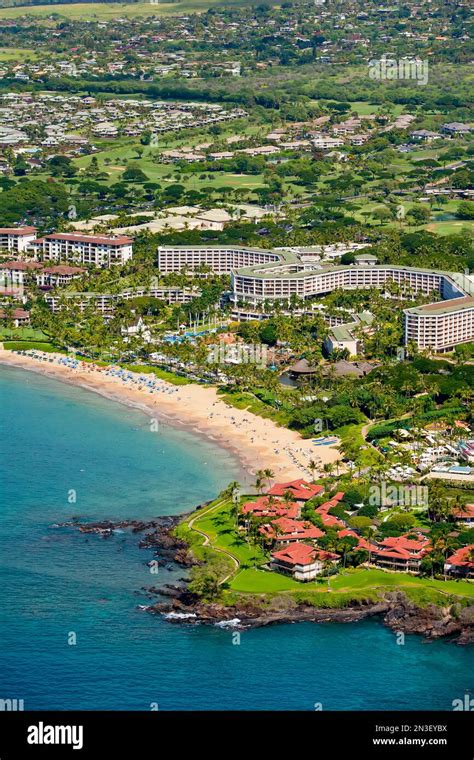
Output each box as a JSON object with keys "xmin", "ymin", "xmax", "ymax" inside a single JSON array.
[{"xmin": 0, "ymin": 349, "xmax": 341, "ymax": 482}]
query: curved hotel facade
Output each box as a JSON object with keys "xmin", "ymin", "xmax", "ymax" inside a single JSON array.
[{"xmin": 157, "ymin": 245, "xmax": 474, "ymax": 351}]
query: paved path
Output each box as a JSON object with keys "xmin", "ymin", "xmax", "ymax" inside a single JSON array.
[{"xmin": 188, "ymin": 499, "xmax": 240, "ymax": 585}]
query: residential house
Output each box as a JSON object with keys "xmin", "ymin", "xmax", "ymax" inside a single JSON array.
[
  {"xmin": 444, "ymin": 546, "xmax": 474, "ymax": 579},
  {"xmin": 372, "ymin": 533, "xmax": 430, "ymax": 572},
  {"xmin": 270, "ymin": 543, "xmax": 340, "ymax": 581},
  {"xmin": 267, "ymin": 479, "xmax": 324, "ymax": 501}
]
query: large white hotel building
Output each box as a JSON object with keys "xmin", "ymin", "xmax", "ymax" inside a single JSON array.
[
  {"xmin": 29, "ymin": 233, "xmax": 133, "ymax": 267},
  {"xmin": 158, "ymin": 245, "xmax": 280, "ymax": 275},
  {"xmin": 157, "ymin": 245, "xmax": 474, "ymax": 352},
  {"xmin": 0, "ymin": 226, "xmax": 37, "ymax": 253}
]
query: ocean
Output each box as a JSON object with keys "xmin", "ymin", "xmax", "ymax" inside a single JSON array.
[{"xmin": 0, "ymin": 364, "xmax": 472, "ymax": 711}]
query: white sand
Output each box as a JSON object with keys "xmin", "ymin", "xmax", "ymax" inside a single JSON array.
[{"xmin": 0, "ymin": 350, "xmax": 341, "ymax": 482}]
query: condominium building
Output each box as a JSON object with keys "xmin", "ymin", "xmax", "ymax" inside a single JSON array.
[
  {"xmin": 270, "ymin": 543, "xmax": 340, "ymax": 581},
  {"xmin": 0, "ymin": 226, "xmax": 37, "ymax": 253},
  {"xmin": 45, "ymin": 292, "xmax": 116, "ymax": 316},
  {"xmin": 121, "ymin": 286, "xmax": 200, "ymax": 304},
  {"xmin": 156, "ymin": 245, "xmax": 474, "ymax": 350},
  {"xmin": 404, "ymin": 296, "xmax": 474, "ymax": 352},
  {"xmin": 157, "ymin": 245, "xmax": 280, "ymax": 275},
  {"xmin": 29, "ymin": 233, "xmax": 133, "ymax": 267},
  {"xmin": 36, "ymin": 265, "xmax": 86, "ymax": 288},
  {"xmin": 44, "ymin": 286, "xmax": 199, "ymax": 315},
  {"xmin": 231, "ymin": 260, "xmax": 458, "ymax": 306},
  {"xmin": 0, "ymin": 260, "xmax": 43, "ymax": 287}
]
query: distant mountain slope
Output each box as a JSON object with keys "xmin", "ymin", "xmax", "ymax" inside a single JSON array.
[{"xmin": 0, "ymin": 0, "xmax": 141, "ymax": 6}]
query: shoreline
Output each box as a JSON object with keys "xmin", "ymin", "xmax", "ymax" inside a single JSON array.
[
  {"xmin": 65, "ymin": 516, "xmax": 474, "ymax": 644},
  {"xmin": 0, "ymin": 349, "xmax": 340, "ymax": 483}
]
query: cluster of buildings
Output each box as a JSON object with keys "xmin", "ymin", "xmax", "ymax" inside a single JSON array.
[
  {"xmin": 409, "ymin": 122, "xmax": 471, "ymax": 143},
  {"xmin": 379, "ymin": 422, "xmax": 474, "ymax": 480},
  {"xmin": 0, "ymin": 260, "xmax": 85, "ymax": 291},
  {"xmin": 0, "ymin": 228, "xmax": 133, "ymax": 268},
  {"xmin": 0, "ymin": 93, "xmax": 245, "ymax": 173},
  {"xmin": 157, "ymin": 245, "xmax": 474, "ymax": 352},
  {"xmin": 43, "ymin": 285, "xmax": 200, "ymax": 317},
  {"xmin": 240, "ymin": 478, "xmax": 474, "ymax": 581},
  {"xmin": 101, "ymin": 204, "xmax": 268, "ymax": 237}
]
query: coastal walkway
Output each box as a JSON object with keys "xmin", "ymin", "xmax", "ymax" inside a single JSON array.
[{"xmin": 188, "ymin": 499, "xmax": 240, "ymax": 585}]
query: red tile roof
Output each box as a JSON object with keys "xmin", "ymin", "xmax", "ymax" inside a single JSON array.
[
  {"xmin": 0, "ymin": 308, "xmax": 29, "ymax": 319},
  {"xmin": 271, "ymin": 542, "xmax": 317, "ymax": 566},
  {"xmin": 42, "ymin": 233, "xmax": 133, "ymax": 246},
  {"xmin": 268, "ymin": 479, "xmax": 324, "ymax": 501},
  {"xmin": 0, "ymin": 226, "xmax": 36, "ymax": 235},
  {"xmin": 271, "ymin": 543, "xmax": 340, "ymax": 567},
  {"xmin": 453, "ymin": 504, "xmax": 474, "ymax": 520},
  {"xmin": 445, "ymin": 545, "xmax": 474, "ymax": 569},
  {"xmin": 0, "ymin": 261, "xmax": 42, "ymax": 270},
  {"xmin": 41, "ymin": 266, "xmax": 85, "ymax": 275},
  {"xmin": 261, "ymin": 517, "xmax": 325, "ymax": 542},
  {"xmin": 357, "ymin": 537, "xmax": 378, "ymax": 553},
  {"xmin": 374, "ymin": 533, "xmax": 430, "ymax": 561},
  {"xmin": 241, "ymin": 496, "xmax": 300, "ymax": 519}
]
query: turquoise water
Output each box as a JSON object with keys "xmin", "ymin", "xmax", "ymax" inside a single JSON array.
[{"xmin": 0, "ymin": 364, "xmax": 473, "ymax": 711}]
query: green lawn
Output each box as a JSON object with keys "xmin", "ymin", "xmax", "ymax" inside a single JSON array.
[
  {"xmin": 188, "ymin": 498, "xmax": 267, "ymax": 567},
  {"xmin": 179, "ymin": 498, "xmax": 474, "ymax": 604},
  {"xmin": 2, "ymin": 340, "xmax": 58, "ymax": 351},
  {"xmin": 229, "ymin": 566, "xmax": 474, "ymax": 601},
  {"xmin": 230, "ymin": 568, "xmax": 302, "ymax": 592},
  {"xmin": 0, "ymin": 47, "xmax": 37, "ymax": 61},
  {"xmin": 0, "ymin": 327, "xmax": 49, "ymax": 341},
  {"xmin": 217, "ymin": 389, "xmax": 290, "ymax": 426}
]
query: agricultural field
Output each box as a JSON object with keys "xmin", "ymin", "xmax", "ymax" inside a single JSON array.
[{"xmin": 0, "ymin": 1, "xmax": 254, "ymax": 20}]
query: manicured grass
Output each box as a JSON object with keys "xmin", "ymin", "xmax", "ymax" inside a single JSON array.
[
  {"xmin": 189, "ymin": 498, "xmax": 267, "ymax": 567},
  {"xmin": 425, "ymin": 220, "xmax": 473, "ymax": 236},
  {"xmin": 218, "ymin": 389, "xmax": 290, "ymax": 426},
  {"xmin": 230, "ymin": 568, "xmax": 302, "ymax": 592},
  {"xmin": 229, "ymin": 566, "xmax": 474, "ymax": 601},
  {"xmin": 0, "ymin": 327, "xmax": 49, "ymax": 341},
  {"xmin": 335, "ymin": 423, "xmax": 382, "ymax": 467},
  {"xmin": 2, "ymin": 340, "xmax": 57, "ymax": 351},
  {"xmin": 0, "ymin": 47, "xmax": 37, "ymax": 61},
  {"xmin": 346, "ymin": 101, "xmax": 405, "ymax": 117}
]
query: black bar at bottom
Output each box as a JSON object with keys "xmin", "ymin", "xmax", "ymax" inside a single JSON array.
[{"xmin": 0, "ymin": 711, "xmax": 472, "ymax": 757}]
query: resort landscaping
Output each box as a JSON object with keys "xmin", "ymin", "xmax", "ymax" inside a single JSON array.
[{"xmin": 165, "ymin": 477, "xmax": 474, "ymax": 637}]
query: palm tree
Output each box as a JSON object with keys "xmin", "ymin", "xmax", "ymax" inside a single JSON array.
[
  {"xmin": 322, "ymin": 557, "xmax": 334, "ymax": 591},
  {"xmin": 254, "ymin": 470, "xmax": 266, "ymax": 495},
  {"xmin": 263, "ymin": 468, "xmax": 275, "ymax": 489},
  {"xmin": 323, "ymin": 462, "xmax": 334, "ymax": 478},
  {"xmin": 365, "ymin": 527, "xmax": 377, "ymax": 566},
  {"xmin": 308, "ymin": 459, "xmax": 319, "ymax": 483}
]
